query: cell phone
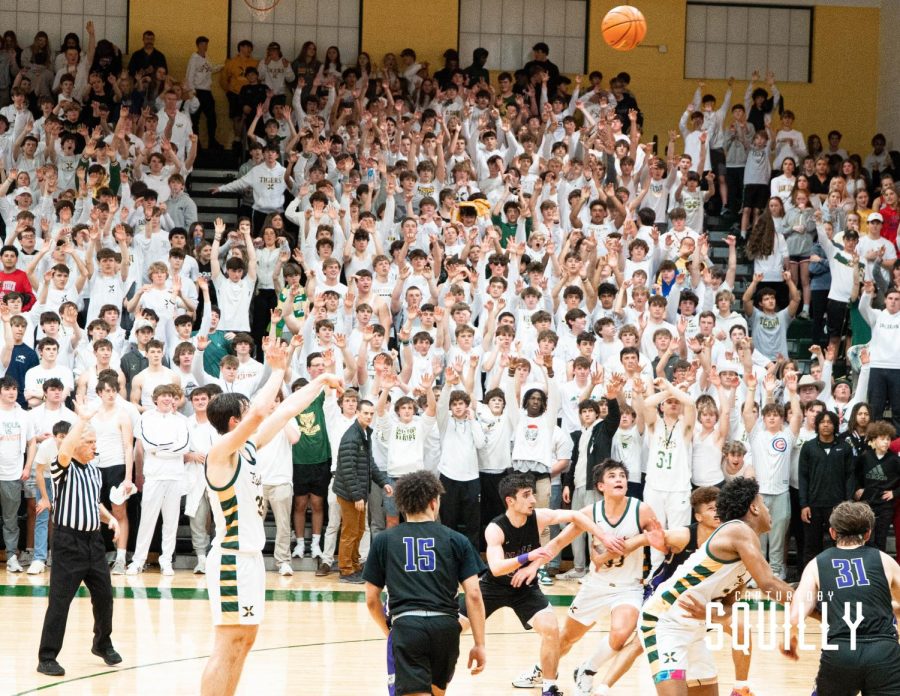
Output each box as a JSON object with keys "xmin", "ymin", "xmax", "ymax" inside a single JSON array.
[{"xmin": 367, "ymin": 167, "xmax": 375, "ymax": 181}]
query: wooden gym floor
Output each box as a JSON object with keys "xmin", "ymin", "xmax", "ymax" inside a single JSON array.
[{"xmin": 1, "ymin": 570, "xmax": 826, "ymax": 695}]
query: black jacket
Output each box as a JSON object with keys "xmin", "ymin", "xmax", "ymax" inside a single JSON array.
[
  {"xmin": 562, "ymin": 398, "xmax": 620, "ymax": 492},
  {"xmin": 798, "ymin": 437, "xmax": 855, "ymax": 508},
  {"xmin": 334, "ymin": 421, "xmax": 389, "ymax": 502}
]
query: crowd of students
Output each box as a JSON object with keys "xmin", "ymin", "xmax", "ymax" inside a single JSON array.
[{"xmin": 0, "ymin": 23, "xmax": 898, "ymax": 591}]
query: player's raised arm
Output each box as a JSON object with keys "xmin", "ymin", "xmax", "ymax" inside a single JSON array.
[
  {"xmin": 206, "ymin": 339, "xmax": 290, "ymax": 481},
  {"xmin": 538, "ymin": 507, "xmax": 626, "ymax": 555},
  {"xmin": 253, "ymin": 373, "xmax": 343, "ymax": 449}
]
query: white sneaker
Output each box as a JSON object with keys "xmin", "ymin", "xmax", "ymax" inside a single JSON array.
[
  {"xmin": 125, "ymin": 562, "xmax": 143, "ymax": 576},
  {"xmin": 310, "ymin": 544, "xmax": 323, "ymax": 560},
  {"xmin": 512, "ymin": 664, "xmax": 542, "ymax": 688},
  {"xmin": 6, "ymin": 555, "xmax": 23, "ymax": 573},
  {"xmin": 160, "ymin": 564, "xmax": 175, "ymax": 576},
  {"xmin": 278, "ymin": 562, "xmax": 294, "ymax": 576},
  {"xmin": 292, "ymin": 542, "xmax": 305, "ymax": 558},
  {"xmin": 194, "ymin": 556, "xmax": 206, "ymax": 574},
  {"xmin": 111, "ymin": 558, "xmax": 126, "ymax": 575},
  {"xmin": 573, "ymin": 662, "xmax": 596, "ymax": 696},
  {"xmin": 557, "ymin": 567, "xmax": 587, "ymax": 580},
  {"xmin": 26, "ymin": 560, "xmax": 46, "ymax": 575}
]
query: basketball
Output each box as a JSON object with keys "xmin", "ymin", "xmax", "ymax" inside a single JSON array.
[{"xmin": 601, "ymin": 5, "xmax": 647, "ymax": 51}]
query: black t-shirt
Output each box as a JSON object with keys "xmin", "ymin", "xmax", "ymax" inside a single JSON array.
[
  {"xmin": 808, "ymin": 174, "xmax": 832, "ymax": 195},
  {"xmin": 363, "ymin": 520, "xmax": 485, "ymax": 617},
  {"xmin": 816, "ymin": 544, "xmax": 897, "ymax": 643}
]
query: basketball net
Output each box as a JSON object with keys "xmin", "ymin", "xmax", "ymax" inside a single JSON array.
[{"xmin": 243, "ymin": 0, "xmax": 281, "ymax": 21}]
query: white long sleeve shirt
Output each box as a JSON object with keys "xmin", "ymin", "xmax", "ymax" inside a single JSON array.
[
  {"xmin": 185, "ymin": 52, "xmax": 220, "ymax": 91},
  {"xmin": 859, "ymin": 293, "xmax": 900, "ymax": 369},
  {"xmin": 217, "ymin": 162, "xmax": 287, "ymax": 213},
  {"xmin": 436, "ymin": 387, "xmax": 487, "ymax": 481},
  {"xmin": 138, "ymin": 409, "xmax": 191, "ymax": 480}
]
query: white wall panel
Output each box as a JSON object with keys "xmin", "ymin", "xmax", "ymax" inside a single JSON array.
[{"xmin": 685, "ymin": 2, "xmax": 810, "ymax": 82}]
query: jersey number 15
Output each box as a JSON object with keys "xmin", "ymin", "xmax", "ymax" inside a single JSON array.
[{"xmin": 403, "ymin": 537, "xmax": 436, "ymax": 572}]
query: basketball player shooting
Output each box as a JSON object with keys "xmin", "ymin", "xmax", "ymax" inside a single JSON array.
[{"xmin": 200, "ymin": 338, "xmax": 342, "ymax": 696}]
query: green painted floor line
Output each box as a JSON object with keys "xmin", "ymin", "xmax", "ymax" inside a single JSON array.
[{"xmin": 0, "ymin": 583, "xmax": 785, "ymax": 610}]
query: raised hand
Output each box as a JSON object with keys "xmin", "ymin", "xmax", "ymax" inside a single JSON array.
[{"xmin": 264, "ymin": 338, "xmax": 289, "ymax": 370}]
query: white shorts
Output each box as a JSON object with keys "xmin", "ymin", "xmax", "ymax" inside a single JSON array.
[
  {"xmin": 207, "ymin": 548, "xmax": 266, "ymax": 626},
  {"xmin": 567, "ymin": 582, "xmax": 643, "ymax": 626},
  {"xmin": 639, "ymin": 613, "xmax": 717, "ymax": 684}
]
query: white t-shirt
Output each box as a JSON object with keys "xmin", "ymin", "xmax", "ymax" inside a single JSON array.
[
  {"xmin": 256, "ymin": 429, "xmax": 293, "ymax": 486},
  {"xmin": 752, "ymin": 230, "xmax": 788, "ymax": 282},
  {"xmin": 0, "ymin": 406, "xmax": 30, "ymax": 480},
  {"xmin": 748, "ymin": 422, "xmax": 794, "ymax": 495},
  {"xmin": 612, "ymin": 424, "xmax": 645, "ymax": 483},
  {"xmin": 34, "ymin": 437, "xmax": 59, "ymax": 479},
  {"xmin": 857, "ymin": 236, "xmax": 896, "ymax": 282},
  {"xmin": 212, "ymin": 276, "xmax": 253, "ymax": 331},
  {"xmin": 24, "ymin": 364, "xmax": 74, "ymax": 396}
]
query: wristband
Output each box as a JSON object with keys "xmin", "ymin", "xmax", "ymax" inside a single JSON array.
[{"xmin": 517, "ymin": 553, "xmax": 530, "ymax": 566}]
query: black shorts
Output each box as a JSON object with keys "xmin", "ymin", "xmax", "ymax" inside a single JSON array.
[
  {"xmin": 391, "ymin": 615, "xmax": 461, "ymax": 695},
  {"xmin": 742, "ymin": 184, "xmax": 769, "ymax": 211},
  {"xmin": 827, "ymin": 299, "xmax": 849, "ymax": 338},
  {"xmin": 99, "ymin": 465, "xmax": 126, "ymax": 508},
  {"xmin": 459, "ymin": 579, "xmax": 550, "ymax": 630},
  {"xmin": 293, "ymin": 460, "xmax": 331, "ymax": 498},
  {"xmin": 709, "ymin": 147, "xmax": 726, "ymax": 176},
  {"xmin": 815, "ymin": 640, "xmax": 900, "ymax": 696}
]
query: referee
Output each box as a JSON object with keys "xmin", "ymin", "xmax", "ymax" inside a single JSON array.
[
  {"xmin": 36, "ymin": 404, "xmax": 123, "ymax": 677},
  {"xmin": 363, "ymin": 471, "xmax": 487, "ymax": 696}
]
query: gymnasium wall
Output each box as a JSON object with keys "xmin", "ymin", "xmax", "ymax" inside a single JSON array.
[
  {"xmin": 585, "ymin": 1, "xmax": 881, "ymax": 157},
  {"xmin": 4, "ymin": 1, "xmax": 884, "ymax": 153},
  {"xmin": 877, "ymin": 0, "xmax": 900, "ymax": 152}
]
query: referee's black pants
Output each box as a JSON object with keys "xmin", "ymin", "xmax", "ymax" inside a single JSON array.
[{"xmin": 38, "ymin": 526, "xmax": 114, "ymax": 661}]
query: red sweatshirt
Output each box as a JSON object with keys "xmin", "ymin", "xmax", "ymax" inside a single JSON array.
[{"xmin": 0, "ymin": 269, "xmax": 35, "ymax": 310}]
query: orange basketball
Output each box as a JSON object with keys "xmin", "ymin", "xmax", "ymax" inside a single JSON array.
[{"xmin": 601, "ymin": 5, "xmax": 647, "ymax": 51}]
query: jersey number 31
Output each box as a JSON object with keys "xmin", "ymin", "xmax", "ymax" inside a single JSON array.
[
  {"xmin": 831, "ymin": 557, "xmax": 870, "ymax": 589},
  {"xmin": 403, "ymin": 537, "xmax": 436, "ymax": 572}
]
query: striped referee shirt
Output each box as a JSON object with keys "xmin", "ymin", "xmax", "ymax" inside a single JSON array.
[{"xmin": 51, "ymin": 458, "xmax": 102, "ymax": 531}]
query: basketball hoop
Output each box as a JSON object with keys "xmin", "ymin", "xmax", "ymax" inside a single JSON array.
[{"xmin": 243, "ymin": 0, "xmax": 281, "ymax": 21}]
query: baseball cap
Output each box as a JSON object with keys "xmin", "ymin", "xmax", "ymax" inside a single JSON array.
[
  {"xmin": 867, "ymin": 212, "xmax": 884, "ymax": 223},
  {"xmin": 13, "ymin": 187, "xmax": 32, "ymax": 198},
  {"xmin": 715, "ymin": 358, "xmax": 742, "ymax": 375},
  {"xmin": 132, "ymin": 319, "xmax": 154, "ymax": 333}
]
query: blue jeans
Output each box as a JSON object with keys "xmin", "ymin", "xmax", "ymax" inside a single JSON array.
[
  {"xmin": 34, "ymin": 480, "xmax": 53, "ymax": 562},
  {"xmin": 548, "ymin": 482, "xmax": 563, "ymax": 570}
]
